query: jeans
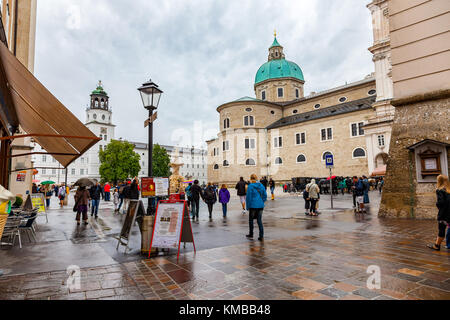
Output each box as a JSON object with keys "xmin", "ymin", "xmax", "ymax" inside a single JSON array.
[
  {"xmin": 270, "ymin": 187, "xmax": 275, "ymax": 194},
  {"xmin": 249, "ymin": 208, "xmax": 264, "ymax": 238},
  {"xmin": 446, "ymin": 227, "xmax": 450, "ymax": 248},
  {"xmin": 191, "ymin": 198, "xmax": 199, "ymax": 218},
  {"xmin": 352, "ymin": 193, "xmax": 357, "ymax": 207},
  {"xmin": 310, "ymin": 199, "xmax": 317, "ymax": 213},
  {"xmin": 105, "ymin": 192, "xmax": 110, "ymax": 201},
  {"xmin": 207, "ymin": 203, "xmax": 214, "ymax": 217},
  {"xmin": 222, "ymin": 203, "xmax": 227, "ymax": 217},
  {"xmin": 118, "ymin": 197, "xmax": 124, "ymax": 210},
  {"xmin": 46, "ymin": 198, "xmax": 50, "ymax": 208},
  {"xmin": 91, "ymin": 199, "xmax": 100, "ymax": 216}
]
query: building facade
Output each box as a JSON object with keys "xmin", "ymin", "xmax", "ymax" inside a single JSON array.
[
  {"xmin": 33, "ymin": 82, "xmax": 208, "ymax": 185},
  {"xmin": 379, "ymin": 0, "xmax": 450, "ymax": 219},
  {"xmin": 207, "ymin": 36, "xmax": 378, "ymax": 185},
  {"xmin": 365, "ymin": 0, "xmax": 395, "ymax": 175},
  {"xmin": 1, "ymin": 0, "xmax": 37, "ymax": 196}
]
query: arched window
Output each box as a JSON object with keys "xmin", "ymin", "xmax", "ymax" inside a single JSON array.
[
  {"xmin": 274, "ymin": 157, "xmax": 283, "ymax": 165},
  {"xmin": 213, "ymin": 164, "xmax": 219, "ymax": 170},
  {"xmin": 223, "ymin": 160, "xmax": 229, "ymax": 167},
  {"xmin": 353, "ymin": 148, "xmax": 366, "ymax": 158},
  {"xmin": 245, "ymin": 158, "xmax": 256, "ymax": 166},
  {"xmin": 322, "ymin": 151, "xmax": 333, "ymax": 161},
  {"xmin": 223, "ymin": 118, "xmax": 230, "ymax": 129},
  {"xmin": 101, "ymin": 99, "xmax": 105, "ymax": 108},
  {"xmin": 296, "ymin": 154, "xmax": 306, "ymax": 163},
  {"xmin": 94, "ymin": 98, "xmax": 99, "ymax": 107},
  {"xmin": 244, "ymin": 115, "xmax": 254, "ymax": 126}
]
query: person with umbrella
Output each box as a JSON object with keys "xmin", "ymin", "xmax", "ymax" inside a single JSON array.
[{"xmin": 74, "ymin": 185, "xmax": 90, "ymax": 226}]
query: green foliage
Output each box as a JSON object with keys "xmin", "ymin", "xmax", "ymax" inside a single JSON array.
[
  {"xmin": 99, "ymin": 140, "xmax": 141, "ymax": 183},
  {"xmin": 14, "ymin": 196, "xmax": 23, "ymax": 207},
  {"xmin": 152, "ymin": 144, "xmax": 171, "ymax": 177}
]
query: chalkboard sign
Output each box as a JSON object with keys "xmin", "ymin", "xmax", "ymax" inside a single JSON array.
[
  {"xmin": 116, "ymin": 200, "xmax": 145, "ymax": 253},
  {"xmin": 149, "ymin": 200, "xmax": 195, "ymax": 261}
]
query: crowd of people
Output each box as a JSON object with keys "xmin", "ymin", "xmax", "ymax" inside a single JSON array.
[{"xmin": 34, "ymin": 172, "xmax": 450, "ymax": 250}]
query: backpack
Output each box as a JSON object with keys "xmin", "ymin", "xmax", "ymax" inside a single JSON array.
[
  {"xmin": 205, "ymin": 187, "xmax": 215, "ymax": 199},
  {"xmin": 356, "ymin": 180, "xmax": 364, "ymax": 191}
]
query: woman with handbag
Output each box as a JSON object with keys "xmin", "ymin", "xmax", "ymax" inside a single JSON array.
[
  {"xmin": 74, "ymin": 186, "xmax": 90, "ymax": 226},
  {"xmin": 427, "ymin": 175, "xmax": 450, "ymax": 251}
]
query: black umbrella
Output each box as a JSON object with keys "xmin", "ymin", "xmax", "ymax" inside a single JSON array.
[{"xmin": 74, "ymin": 177, "xmax": 94, "ymax": 187}]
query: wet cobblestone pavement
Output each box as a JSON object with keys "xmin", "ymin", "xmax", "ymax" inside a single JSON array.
[{"xmin": 1, "ymin": 210, "xmax": 449, "ymax": 299}]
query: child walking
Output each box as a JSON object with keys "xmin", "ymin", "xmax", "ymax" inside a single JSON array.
[
  {"xmin": 219, "ymin": 184, "xmax": 230, "ymax": 219},
  {"xmin": 113, "ymin": 188, "xmax": 120, "ymax": 213}
]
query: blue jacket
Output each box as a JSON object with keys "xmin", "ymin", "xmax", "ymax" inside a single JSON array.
[{"xmin": 246, "ymin": 182, "xmax": 267, "ymax": 210}]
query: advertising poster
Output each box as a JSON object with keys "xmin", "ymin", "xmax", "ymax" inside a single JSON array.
[
  {"xmin": 16, "ymin": 173, "xmax": 26, "ymax": 182},
  {"xmin": 141, "ymin": 177, "xmax": 169, "ymax": 198},
  {"xmin": 151, "ymin": 202, "xmax": 184, "ymax": 248},
  {"xmin": 31, "ymin": 193, "xmax": 46, "ymax": 212},
  {"xmin": 141, "ymin": 177, "xmax": 155, "ymax": 197}
]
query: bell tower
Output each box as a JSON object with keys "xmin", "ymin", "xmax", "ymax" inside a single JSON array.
[{"xmin": 268, "ymin": 30, "xmax": 285, "ymax": 61}]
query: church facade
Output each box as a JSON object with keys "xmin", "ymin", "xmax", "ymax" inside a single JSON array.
[{"xmin": 207, "ymin": 36, "xmax": 382, "ymax": 185}]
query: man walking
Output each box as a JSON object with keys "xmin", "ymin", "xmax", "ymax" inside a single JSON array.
[
  {"xmin": 89, "ymin": 180, "xmax": 103, "ymax": 219},
  {"xmin": 246, "ymin": 174, "xmax": 267, "ymax": 241},
  {"xmin": 190, "ymin": 180, "xmax": 203, "ymax": 221},
  {"xmin": 235, "ymin": 177, "xmax": 247, "ymax": 214},
  {"xmin": 104, "ymin": 182, "xmax": 111, "ymax": 201}
]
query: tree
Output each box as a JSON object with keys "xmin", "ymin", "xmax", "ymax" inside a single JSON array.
[
  {"xmin": 99, "ymin": 140, "xmax": 141, "ymax": 183},
  {"xmin": 152, "ymin": 144, "xmax": 171, "ymax": 177}
]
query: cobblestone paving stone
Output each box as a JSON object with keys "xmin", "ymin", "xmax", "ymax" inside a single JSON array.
[{"xmin": 0, "ymin": 217, "xmax": 449, "ymax": 300}]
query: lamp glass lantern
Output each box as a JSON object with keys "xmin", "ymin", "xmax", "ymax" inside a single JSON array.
[{"xmin": 138, "ymin": 80, "xmax": 163, "ymax": 110}]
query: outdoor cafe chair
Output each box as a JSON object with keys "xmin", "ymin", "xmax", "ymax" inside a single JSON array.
[
  {"xmin": 19, "ymin": 211, "xmax": 38, "ymax": 243},
  {"xmin": 0, "ymin": 216, "xmax": 22, "ymax": 248}
]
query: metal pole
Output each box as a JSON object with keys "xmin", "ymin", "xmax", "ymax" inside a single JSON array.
[
  {"xmin": 147, "ymin": 109, "xmax": 153, "ymax": 215},
  {"xmin": 330, "ymin": 167, "xmax": 333, "ymax": 209}
]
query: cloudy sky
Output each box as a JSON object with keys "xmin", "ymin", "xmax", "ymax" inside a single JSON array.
[{"xmin": 34, "ymin": 0, "xmax": 374, "ymax": 149}]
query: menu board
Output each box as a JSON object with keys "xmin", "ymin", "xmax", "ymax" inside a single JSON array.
[
  {"xmin": 31, "ymin": 193, "xmax": 46, "ymax": 212},
  {"xmin": 151, "ymin": 201, "xmax": 185, "ymax": 248},
  {"xmin": 141, "ymin": 177, "xmax": 169, "ymax": 198}
]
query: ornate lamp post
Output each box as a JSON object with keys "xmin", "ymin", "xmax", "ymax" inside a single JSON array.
[{"xmin": 138, "ymin": 79, "xmax": 163, "ymax": 214}]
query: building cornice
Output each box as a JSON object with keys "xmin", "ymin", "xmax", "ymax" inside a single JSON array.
[{"xmin": 391, "ymin": 89, "xmax": 450, "ymax": 107}]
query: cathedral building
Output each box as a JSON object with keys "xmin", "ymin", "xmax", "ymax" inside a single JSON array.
[{"xmin": 207, "ymin": 35, "xmax": 380, "ymax": 184}]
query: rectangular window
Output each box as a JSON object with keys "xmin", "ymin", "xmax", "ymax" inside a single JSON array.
[
  {"xmin": 86, "ymin": 169, "xmax": 88, "ymax": 175},
  {"xmin": 81, "ymin": 158, "xmax": 84, "ymax": 164},
  {"xmin": 80, "ymin": 169, "xmax": 84, "ymax": 175},
  {"xmin": 71, "ymin": 168, "xmax": 75, "ymax": 175},
  {"xmin": 245, "ymin": 138, "xmax": 256, "ymax": 149},
  {"xmin": 52, "ymin": 169, "xmax": 56, "ymax": 175},
  {"xmin": 42, "ymin": 155, "xmax": 46, "ymax": 162},
  {"xmin": 244, "ymin": 115, "xmax": 254, "ymax": 127},
  {"xmin": 273, "ymin": 136, "xmax": 282, "ymax": 148},
  {"xmin": 295, "ymin": 132, "xmax": 306, "ymax": 145},
  {"xmin": 42, "ymin": 169, "xmax": 46, "ymax": 174},
  {"xmin": 378, "ymin": 135, "xmax": 385, "ymax": 147},
  {"xmin": 358, "ymin": 122, "xmax": 364, "ymax": 136},
  {"xmin": 223, "ymin": 141, "xmax": 229, "ymax": 151},
  {"xmin": 104, "ymin": 135, "xmax": 107, "ymax": 141},
  {"xmin": 296, "ymin": 89, "xmax": 299, "ymax": 98},
  {"xmin": 261, "ymin": 91, "xmax": 266, "ymax": 100},
  {"xmin": 278, "ymin": 88, "xmax": 283, "ymax": 97},
  {"xmin": 351, "ymin": 122, "xmax": 365, "ymax": 137},
  {"xmin": 321, "ymin": 128, "xmax": 333, "ymax": 141}
]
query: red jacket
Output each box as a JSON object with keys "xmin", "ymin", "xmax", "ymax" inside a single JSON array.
[{"xmin": 104, "ymin": 184, "xmax": 111, "ymax": 192}]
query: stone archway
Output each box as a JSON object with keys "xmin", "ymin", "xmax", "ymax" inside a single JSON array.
[{"xmin": 375, "ymin": 152, "xmax": 388, "ymax": 167}]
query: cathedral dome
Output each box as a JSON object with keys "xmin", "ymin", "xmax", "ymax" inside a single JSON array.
[{"xmin": 255, "ymin": 59, "xmax": 304, "ymax": 85}]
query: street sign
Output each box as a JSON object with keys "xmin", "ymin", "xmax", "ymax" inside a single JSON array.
[
  {"xmin": 144, "ymin": 112, "xmax": 158, "ymax": 128},
  {"xmin": 325, "ymin": 154, "xmax": 334, "ymax": 168}
]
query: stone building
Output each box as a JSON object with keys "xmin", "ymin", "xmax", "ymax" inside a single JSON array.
[
  {"xmin": 365, "ymin": 0, "xmax": 395, "ymax": 175},
  {"xmin": 379, "ymin": 0, "xmax": 450, "ymax": 219},
  {"xmin": 207, "ymin": 35, "xmax": 379, "ymax": 185},
  {"xmin": 33, "ymin": 82, "xmax": 208, "ymax": 185},
  {"xmin": 1, "ymin": 0, "xmax": 37, "ymax": 196}
]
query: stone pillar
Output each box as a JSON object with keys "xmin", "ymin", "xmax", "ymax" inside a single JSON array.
[{"xmin": 379, "ymin": 92, "xmax": 450, "ymax": 219}]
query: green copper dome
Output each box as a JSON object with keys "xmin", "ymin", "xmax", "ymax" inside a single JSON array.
[
  {"xmin": 91, "ymin": 81, "xmax": 108, "ymax": 96},
  {"xmin": 255, "ymin": 59, "xmax": 304, "ymax": 85}
]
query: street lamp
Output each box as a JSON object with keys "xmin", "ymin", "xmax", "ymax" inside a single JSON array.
[{"xmin": 138, "ymin": 79, "xmax": 163, "ymax": 215}]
